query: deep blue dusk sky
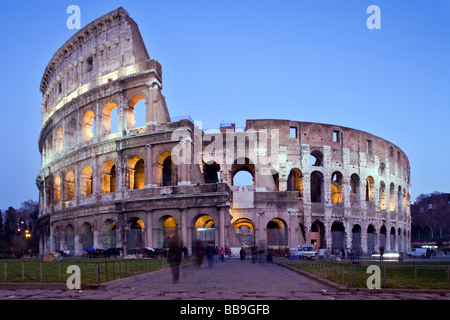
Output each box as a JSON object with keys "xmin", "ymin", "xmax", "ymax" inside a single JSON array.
[{"xmin": 0, "ymin": 0, "xmax": 449, "ymax": 210}]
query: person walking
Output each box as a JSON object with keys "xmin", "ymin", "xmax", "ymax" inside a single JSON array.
[
  {"xmin": 220, "ymin": 247, "xmax": 225, "ymax": 262},
  {"xmin": 167, "ymin": 235, "xmax": 183, "ymax": 284},
  {"xmin": 240, "ymin": 246, "xmax": 246, "ymax": 260}
]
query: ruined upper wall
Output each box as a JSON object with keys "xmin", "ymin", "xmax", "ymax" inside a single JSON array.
[{"xmin": 39, "ymin": 7, "xmax": 151, "ymax": 125}]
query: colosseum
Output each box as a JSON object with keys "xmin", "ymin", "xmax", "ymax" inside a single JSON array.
[{"xmin": 36, "ymin": 7, "xmax": 411, "ymax": 258}]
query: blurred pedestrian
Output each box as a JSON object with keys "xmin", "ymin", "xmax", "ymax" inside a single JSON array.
[
  {"xmin": 206, "ymin": 245, "xmax": 215, "ymax": 268},
  {"xmin": 167, "ymin": 234, "xmax": 183, "ymax": 284},
  {"xmin": 240, "ymin": 246, "xmax": 246, "ymax": 260}
]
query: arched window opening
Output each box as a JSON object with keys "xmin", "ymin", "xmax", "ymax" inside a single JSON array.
[
  {"xmin": 82, "ymin": 110, "xmax": 95, "ymax": 141},
  {"xmin": 231, "ymin": 158, "xmax": 255, "ymax": 187},
  {"xmin": 287, "ymin": 169, "xmax": 303, "ymax": 196},
  {"xmin": 350, "ymin": 174, "xmax": 360, "ymax": 202},
  {"xmin": 102, "ymin": 102, "xmax": 118, "ymax": 135},
  {"xmin": 56, "ymin": 126, "xmax": 63, "ymax": 153},
  {"xmin": 64, "ymin": 171, "xmax": 75, "ymax": 201},
  {"xmin": 310, "ymin": 171, "xmax": 324, "ymax": 203},
  {"xmin": 126, "ymin": 156, "xmax": 145, "ymax": 190},
  {"xmin": 379, "ymin": 181, "xmax": 387, "ymax": 210},
  {"xmin": 54, "ymin": 176, "xmax": 61, "ymax": 204},
  {"xmin": 203, "ymin": 161, "xmax": 221, "ymax": 184},
  {"xmin": 80, "ymin": 166, "xmax": 93, "ymax": 197},
  {"xmin": 389, "ymin": 183, "xmax": 396, "ymax": 212},
  {"xmin": 366, "ymin": 176, "xmax": 375, "ymax": 201},
  {"xmin": 310, "ymin": 150, "xmax": 323, "ymax": 167},
  {"xmin": 127, "ymin": 94, "xmax": 147, "ymax": 129},
  {"xmin": 397, "ymin": 186, "xmax": 403, "ymax": 212},
  {"xmin": 331, "ymin": 171, "xmax": 343, "ymax": 204},
  {"xmin": 101, "ymin": 160, "xmax": 116, "ymax": 193}
]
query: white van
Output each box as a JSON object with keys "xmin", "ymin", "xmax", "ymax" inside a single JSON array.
[
  {"xmin": 407, "ymin": 248, "xmax": 429, "ymax": 258},
  {"xmin": 294, "ymin": 245, "xmax": 317, "ymax": 259}
]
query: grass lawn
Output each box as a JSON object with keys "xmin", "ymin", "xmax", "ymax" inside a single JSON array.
[
  {"xmin": 0, "ymin": 258, "xmax": 170, "ymax": 285},
  {"xmin": 281, "ymin": 259, "xmax": 450, "ymax": 290}
]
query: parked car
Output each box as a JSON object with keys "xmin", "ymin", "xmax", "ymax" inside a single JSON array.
[
  {"xmin": 407, "ymin": 247, "xmax": 430, "ymax": 258},
  {"xmin": 293, "ymin": 245, "xmax": 317, "ymax": 260}
]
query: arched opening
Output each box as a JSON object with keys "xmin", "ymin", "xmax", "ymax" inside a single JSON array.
[
  {"xmin": 350, "ymin": 174, "xmax": 361, "ymax": 202},
  {"xmin": 126, "ymin": 155, "xmax": 145, "ymax": 190},
  {"xmin": 81, "ymin": 222, "xmax": 93, "ymax": 250},
  {"xmin": 203, "ymin": 161, "xmax": 221, "ymax": 183},
  {"xmin": 390, "ymin": 227, "xmax": 396, "ymax": 251},
  {"xmin": 82, "ymin": 110, "xmax": 95, "ymax": 141},
  {"xmin": 366, "ymin": 176, "xmax": 375, "ymax": 201},
  {"xmin": 310, "ymin": 171, "xmax": 324, "ymax": 203},
  {"xmin": 380, "ymin": 225, "xmax": 387, "ymax": 250},
  {"xmin": 193, "ymin": 215, "xmax": 215, "ymax": 247},
  {"xmin": 80, "ymin": 166, "xmax": 93, "ymax": 197},
  {"xmin": 65, "ymin": 225, "xmax": 75, "ymax": 253},
  {"xmin": 65, "ymin": 118, "xmax": 77, "ymax": 149},
  {"xmin": 128, "ymin": 218, "xmax": 145, "ymax": 252},
  {"xmin": 267, "ymin": 218, "xmax": 288, "ymax": 249},
  {"xmin": 352, "ymin": 224, "xmax": 362, "ymax": 253},
  {"xmin": 127, "ymin": 94, "xmax": 147, "ymax": 129},
  {"xmin": 367, "ymin": 225, "xmax": 376, "ymax": 253},
  {"xmin": 231, "ymin": 158, "xmax": 255, "ymax": 186},
  {"xmin": 102, "ymin": 102, "xmax": 118, "ymax": 135},
  {"xmin": 389, "ymin": 183, "xmax": 396, "ymax": 212},
  {"xmin": 101, "ymin": 160, "xmax": 116, "ymax": 193},
  {"xmin": 54, "ymin": 176, "xmax": 61, "ymax": 204},
  {"xmin": 310, "ymin": 220, "xmax": 325, "ymax": 250},
  {"xmin": 331, "ymin": 221, "xmax": 345, "ymax": 252},
  {"xmin": 157, "ymin": 216, "xmax": 178, "ymax": 248},
  {"xmin": 56, "ymin": 126, "xmax": 63, "ymax": 153},
  {"xmin": 397, "ymin": 186, "xmax": 403, "ymax": 213},
  {"xmin": 287, "ymin": 168, "xmax": 303, "ymax": 196},
  {"xmin": 310, "ymin": 150, "xmax": 323, "ymax": 167},
  {"xmin": 102, "ymin": 219, "xmax": 116, "ymax": 250},
  {"xmin": 64, "ymin": 171, "xmax": 75, "ymax": 201},
  {"xmin": 156, "ymin": 151, "xmax": 178, "ymax": 187},
  {"xmin": 398, "ymin": 228, "xmax": 403, "ymax": 253},
  {"xmin": 331, "ymin": 171, "xmax": 343, "ymax": 204},
  {"xmin": 379, "ymin": 181, "xmax": 387, "ymax": 210},
  {"xmin": 233, "ymin": 218, "xmax": 255, "ymax": 247}
]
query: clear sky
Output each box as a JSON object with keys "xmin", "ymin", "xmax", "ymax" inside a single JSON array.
[{"xmin": 0, "ymin": 0, "xmax": 448, "ymax": 211}]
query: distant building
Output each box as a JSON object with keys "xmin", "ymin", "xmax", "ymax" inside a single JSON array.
[{"xmin": 36, "ymin": 7, "xmax": 411, "ymax": 257}]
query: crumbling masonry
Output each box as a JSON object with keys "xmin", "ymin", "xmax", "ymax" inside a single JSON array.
[{"xmin": 37, "ymin": 7, "xmax": 411, "ymax": 257}]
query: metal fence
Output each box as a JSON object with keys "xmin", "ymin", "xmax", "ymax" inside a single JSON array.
[
  {"xmin": 0, "ymin": 258, "xmax": 170, "ymax": 285},
  {"xmin": 283, "ymin": 259, "xmax": 450, "ymax": 290}
]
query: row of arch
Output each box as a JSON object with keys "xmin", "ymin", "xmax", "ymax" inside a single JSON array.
[
  {"xmin": 52, "ymin": 152, "xmax": 177, "ymax": 203},
  {"xmin": 42, "ymin": 93, "xmax": 148, "ymax": 164},
  {"xmin": 228, "ymin": 158, "xmax": 410, "ymax": 213}
]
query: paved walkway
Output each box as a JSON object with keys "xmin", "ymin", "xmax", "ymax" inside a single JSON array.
[{"xmin": 0, "ymin": 258, "xmax": 449, "ymax": 300}]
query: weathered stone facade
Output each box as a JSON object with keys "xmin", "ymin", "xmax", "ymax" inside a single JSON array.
[{"xmin": 37, "ymin": 7, "xmax": 411, "ymax": 257}]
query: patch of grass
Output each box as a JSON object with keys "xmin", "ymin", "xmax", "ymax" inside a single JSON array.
[
  {"xmin": 0, "ymin": 258, "xmax": 171, "ymax": 285},
  {"xmin": 281, "ymin": 260, "xmax": 450, "ymax": 290}
]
